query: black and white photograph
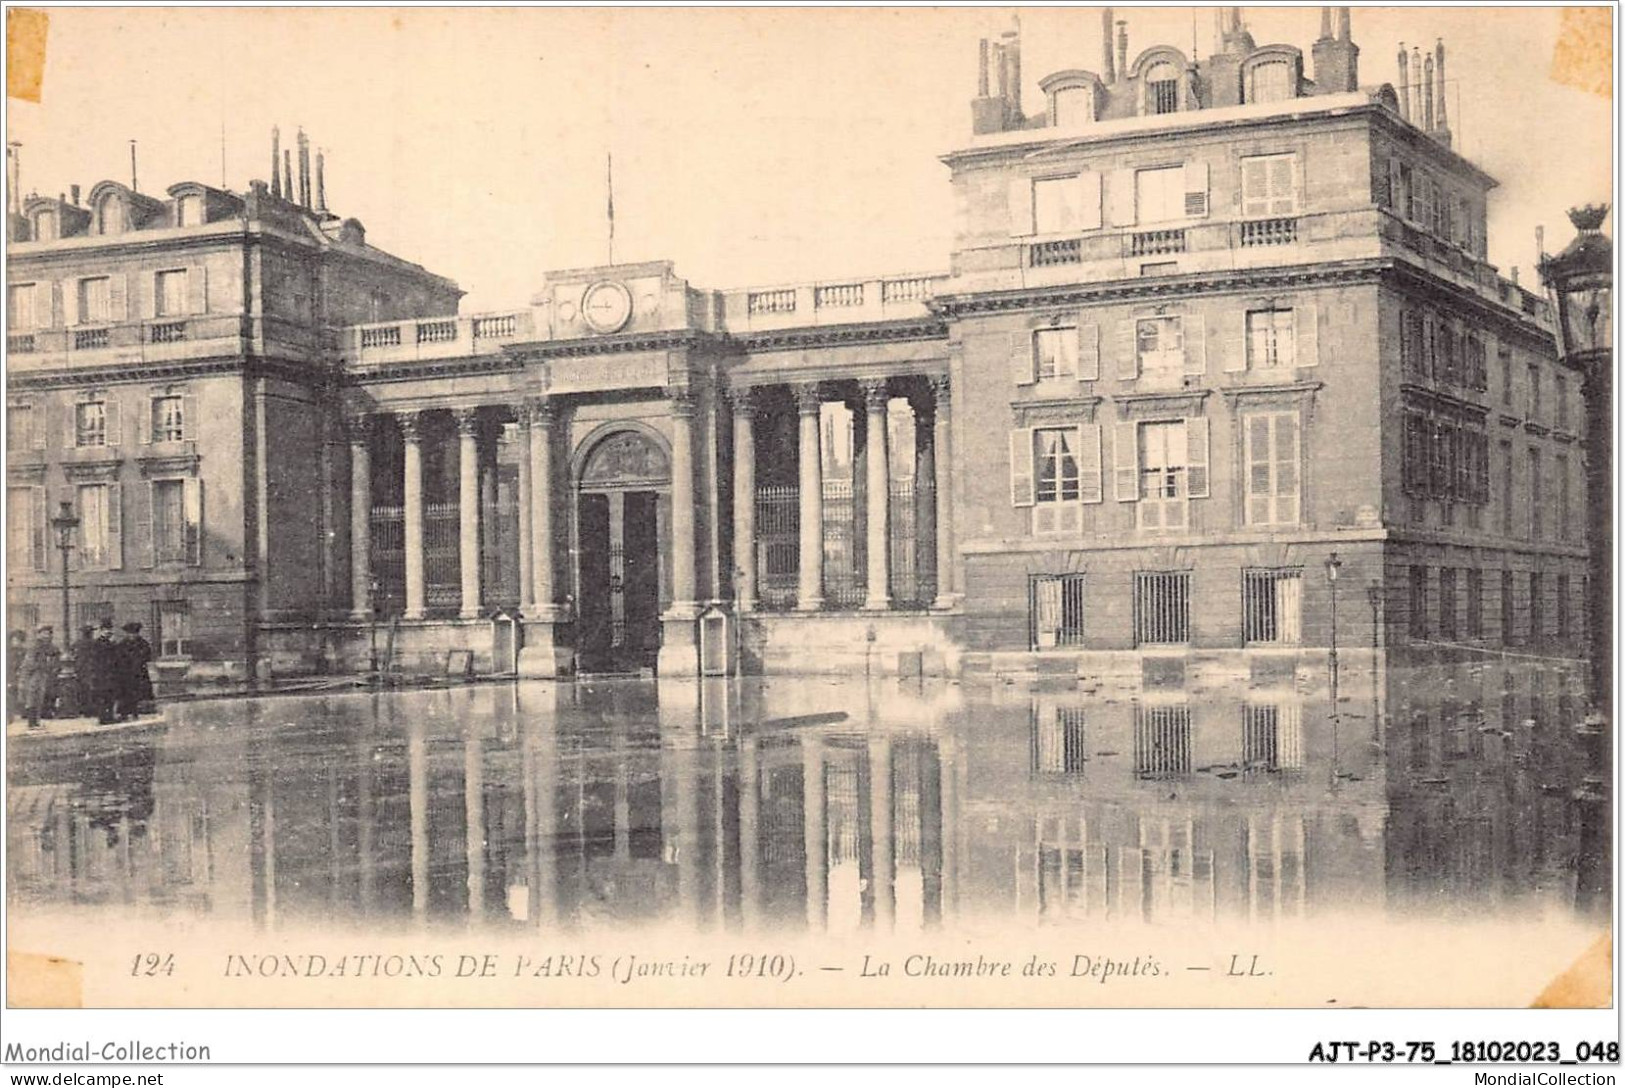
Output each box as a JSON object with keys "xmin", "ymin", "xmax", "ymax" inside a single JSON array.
[{"xmin": 1, "ymin": 1, "xmax": 1616, "ymax": 1071}]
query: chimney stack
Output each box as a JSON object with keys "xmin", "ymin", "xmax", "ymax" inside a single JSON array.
[
  {"xmin": 1337, "ymin": 7, "xmax": 1351, "ymax": 42},
  {"xmin": 977, "ymin": 38, "xmax": 989, "ymax": 96},
  {"xmin": 995, "ymin": 38, "xmax": 1009, "ymax": 99},
  {"xmin": 270, "ymin": 127, "xmax": 282, "ymax": 199},
  {"xmin": 1411, "ymin": 47, "xmax": 1424, "ymax": 122},
  {"xmin": 316, "ymin": 149, "xmax": 328, "ymax": 214},
  {"xmin": 70, "ymin": 184, "xmax": 79, "ymax": 206},
  {"xmin": 1434, "ymin": 39, "xmax": 1450, "ymax": 146},
  {"xmin": 6, "ymin": 142, "xmax": 20, "ymax": 216},
  {"xmin": 1311, "ymin": 6, "xmax": 1359, "ymax": 93},
  {"xmin": 1102, "ymin": 8, "xmax": 1115, "ymax": 82},
  {"xmin": 1423, "ymin": 52, "xmax": 1435, "ymax": 131},
  {"xmin": 1116, "ymin": 21, "xmax": 1128, "ymax": 82},
  {"xmin": 297, "ymin": 128, "xmax": 311, "ymax": 208},
  {"xmin": 1397, "ymin": 45, "xmax": 1410, "ymax": 119},
  {"xmin": 1319, "ymin": 7, "xmax": 1333, "ymax": 40},
  {"xmin": 283, "ymin": 149, "xmax": 293, "ymax": 201},
  {"xmin": 1001, "ymin": 28, "xmax": 1021, "ymax": 119}
]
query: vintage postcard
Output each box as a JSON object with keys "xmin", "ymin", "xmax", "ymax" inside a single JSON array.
[{"xmin": 2, "ymin": 3, "xmax": 1615, "ymax": 1044}]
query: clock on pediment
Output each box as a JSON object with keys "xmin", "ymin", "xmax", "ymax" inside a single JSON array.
[{"xmin": 581, "ymin": 280, "xmax": 633, "ymax": 334}]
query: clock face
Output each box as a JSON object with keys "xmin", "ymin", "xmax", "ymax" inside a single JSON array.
[{"xmin": 581, "ymin": 280, "xmax": 633, "ymax": 334}]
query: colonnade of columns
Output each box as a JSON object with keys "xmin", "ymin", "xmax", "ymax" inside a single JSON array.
[
  {"xmin": 731, "ymin": 374, "xmax": 955, "ymax": 613},
  {"xmin": 346, "ymin": 390, "xmax": 702, "ymax": 634}
]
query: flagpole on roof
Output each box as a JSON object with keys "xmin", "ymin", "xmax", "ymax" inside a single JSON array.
[{"xmin": 607, "ymin": 151, "xmax": 615, "ymax": 266}]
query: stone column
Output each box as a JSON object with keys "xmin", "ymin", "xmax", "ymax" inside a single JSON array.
[
  {"xmin": 348, "ymin": 414, "xmax": 372, "ymax": 620},
  {"xmin": 914, "ymin": 400, "xmax": 938, "ymax": 605},
  {"xmin": 731, "ymin": 389, "xmax": 758, "ymax": 613},
  {"xmin": 518, "ymin": 397, "xmax": 568, "ymax": 677},
  {"xmin": 401, "ymin": 412, "xmax": 427, "ymax": 620},
  {"xmin": 795, "ymin": 383, "xmax": 825, "ymax": 611},
  {"xmin": 930, "ymin": 376, "xmax": 956, "ymax": 609},
  {"xmin": 456, "ymin": 408, "xmax": 483, "ymax": 619},
  {"xmin": 862, "ymin": 379, "xmax": 891, "ymax": 611},
  {"xmin": 669, "ymin": 391, "xmax": 698, "ymax": 611},
  {"xmin": 515, "ymin": 407, "xmax": 534, "ymax": 611},
  {"xmin": 408, "ymin": 714, "xmax": 429, "ymax": 923},
  {"xmin": 659, "ymin": 390, "xmax": 701, "ymax": 677}
]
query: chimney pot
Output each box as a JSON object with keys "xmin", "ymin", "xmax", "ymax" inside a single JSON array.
[
  {"xmin": 977, "ymin": 38, "xmax": 989, "ymax": 97},
  {"xmin": 1397, "ymin": 45, "xmax": 1410, "ymax": 119},
  {"xmin": 1115, "ymin": 20, "xmax": 1128, "ymax": 81},
  {"xmin": 1337, "ymin": 6, "xmax": 1351, "ymax": 42},
  {"xmin": 1102, "ymin": 8, "xmax": 1116, "ymax": 82},
  {"xmin": 69, "ymin": 184, "xmax": 80, "ymax": 206},
  {"xmin": 270, "ymin": 126, "xmax": 282, "ymax": 199}
]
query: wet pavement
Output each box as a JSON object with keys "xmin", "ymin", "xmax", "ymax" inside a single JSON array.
[{"xmin": 4, "ymin": 657, "xmax": 1605, "ymax": 936}]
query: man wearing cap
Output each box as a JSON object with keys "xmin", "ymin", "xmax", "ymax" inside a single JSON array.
[
  {"xmin": 21, "ymin": 626, "xmax": 61, "ymax": 729},
  {"xmin": 115, "ymin": 622, "xmax": 155, "ymax": 720},
  {"xmin": 84, "ymin": 620, "xmax": 118, "ymax": 724}
]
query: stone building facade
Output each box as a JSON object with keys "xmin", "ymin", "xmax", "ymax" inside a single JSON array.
[{"xmin": 5, "ymin": 10, "xmax": 1588, "ymax": 683}]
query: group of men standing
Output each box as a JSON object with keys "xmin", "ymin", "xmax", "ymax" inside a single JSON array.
[{"xmin": 9, "ymin": 620, "xmax": 155, "ymax": 729}]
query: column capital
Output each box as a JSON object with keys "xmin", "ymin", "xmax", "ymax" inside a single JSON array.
[
  {"xmin": 398, "ymin": 410, "xmax": 425, "ymax": 443},
  {"xmin": 860, "ymin": 377, "xmax": 891, "ymax": 413},
  {"xmin": 667, "ymin": 388, "xmax": 696, "ymax": 419},
  {"xmin": 345, "ymin": 412, "xmax": 372, "ymax": 443},
  {"xmin": 522, "ymin": 396, "xmax": 554, "ymax": 428},
  {"xmin": 929, "ymin": 373, "xmax": 952, "ymax": 408},
  {"xmin": 454, "ymin": 406, "xmax": 483, "ymax": 437},
  {"xmin": 728, "ymin": 386, "xmax": 758, "ymax": 420},
  {"xmin": 794, "ymin": 382, "xmax": 823, "ymax": 416}
]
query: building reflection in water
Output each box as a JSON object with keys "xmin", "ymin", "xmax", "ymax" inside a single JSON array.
[{"xmin": 5, "ymin": 656, "xmax": 1600, "ymax": 933}]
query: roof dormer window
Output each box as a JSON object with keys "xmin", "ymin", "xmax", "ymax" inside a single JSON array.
[
  {"xmin": 32, "ymin": 208, "xmax": 56, "ymax": 241},
  {"xmin": 97, "ymin": 197, "xmax": 125, "ymax": 235},
  {"xmin": 1053, "ymin": 86, "xmax": 1094, "ymax": 127},
  {"xmin": 1247, "ymin": 60, "xmax": 1293, "ymax": 103},
  {"xmin": 1146, "ymin": 62, "xmax": 1180, "ymax": 114},
  {"xmin": 176, "ymin": 194, "xmax": 204, "ymax": 227}
]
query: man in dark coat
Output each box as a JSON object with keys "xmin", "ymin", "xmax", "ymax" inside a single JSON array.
[
  {"xmin": 21, "ymin": 626, "xmax": 61, "ymax": 729},
  {"xmin": 67, "ymin": 625, "xmax": 96, "ymax": 717},
  {"xmin": 116, "ymin": 622, "xmax": 155, "ymax": 719},
  {"xmin": 84, "ymin": 620, "xmax": 118, "ymax": 724},
  {"xmin": 7, "ymin": 629, "xmax": 26, "ymax": 721}
]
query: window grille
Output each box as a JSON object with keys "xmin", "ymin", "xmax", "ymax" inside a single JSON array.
[
  {"xmin": 1134, "ymin": 703, "xmax": 1192, "ymax": 778},
  {"xmin": 1134, "ymin": 571, "xmax": 1190, "ymax": 645},
  {"xmin": 1031, "ymin": 705, "xmax": 1088, "ymax": 774},
  {"xmin": 1029, "ymin": 573, "xmax": 1086, "ymax": 649},
  {"xmin": 1242, "ymin": 702, "xmax": 1304, "ymax": 772},
  {"xmin": 1242, "ymin": 568, "xmax": 1302, "ymax": 644}
]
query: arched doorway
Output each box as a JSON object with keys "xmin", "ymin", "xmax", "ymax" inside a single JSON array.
[{"xmin": 574, "ymin": 428, "xmax": 671, "ymax": 672}]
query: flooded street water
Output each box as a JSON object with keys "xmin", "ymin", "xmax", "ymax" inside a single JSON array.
[{"xmin": 5, "ymin": 657, "xmax": 1607, "ymax": 1007}]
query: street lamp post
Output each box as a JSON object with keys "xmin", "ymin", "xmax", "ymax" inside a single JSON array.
[
  {"xmin": 1325, "ymin": 552, "xmax": 1342, "ymax": 707},
  {"xmin": 1539, "ymin": 204, "xmax": 1612, "ymax": 917},
  {"xmin": 49, "ymin": 500, "xmax": 80, "ymax": 713},
  {"xmin": 1367, "ymin": 580, "xmax": 1383, "ymax": 741}
]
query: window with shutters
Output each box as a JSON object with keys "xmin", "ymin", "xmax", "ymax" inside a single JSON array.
[
  {"xmin": 1528, "ymin": 447, "xmax": 1542, "ymax": 538},
  {"xmin": 1243, "ymin": 412, "xmax": 1301, "ymax": 526},
  {"xmin": 155, "ymin": 270, "xmax": 188, "ymax": 317},
  {"xmin": 7, "ymin": 486, "xmax": 46, "ymax": 571},
  {"xmin": 1242, "ymin": 568, "xmax": 1302, "ymax": 644},
  {"xmin": 1240, "ymin": 154, "xmax": 1297, "ymax": 217},
  {"xmin": 78, "ymin": 277, "xmax": 111, "ymax": 324},
  {"xmin": 151, "ymin": 395, "xmax": 185, "ymax": 443},
  {"xmin": 97, "ymin": 198, "xmax": 125, "ymax": 235},
  {"xmin": 1138, "ymin": 420, "xmax": 1187, "ymax": 530},
  {"xmin": 1395, "ymin": 162, "xmax": 1414, "ymax": 220},
  {"xmin": 1135, "ymin": 165, "xmax": 1186, "ymax": 223},
  {"xmin": 1499, "ymin": 346, "xmax": 1514, "ymax": 405},
  {"xmin": 7, "ymin": 283, "xmax": 37, "ymax": 330},
  {"xmin": 1556, "ymin": 573, "xmax": 1570, "ymax": 640},
  {"xmin": 76, "ymin": 483, "xmax": 113, "ymax": 569},
  {"xmin": 152, "ymin": 479, "xmax": 187, "ymax": 564},
  {"xmin": 1135, "ymin": 315, "xmax": 1183, "ymax": 375},
  {"xmin": 1555, "ymin": 374, "xmax": 1569, "ymax": 430},
  {"xmin": 1030, "ymin": 573, "xmax": 1087, "ymax": 649},
  {"xmin": 1146, "ymin": 63, "xmax": 1180, "ymax": 113},
  {"xmin": 1033, "ymin": 327, "xmax": 1078, "ymax": 380},
  {"xmin": 1499, "ymin": 439, "xmax": 1514, "ymax": 534},
  {"xmin": 1464, "ymin": 334, "xmax": 1487, "ymax": 392},
  {"xmin": 1557, "ymin": 453, "xmax": 1571, "ymax": 540},
  {"xmin": 1034, "ymin": 428, "xmax": 1082, "ymax": 504},
  {"xmin": 75, "ymin": 399, "xmax": 108, "ymax": 447},
  {"xmin": 1529, "ymin": 571, "xmax": 1544, "ymax": 641},
  {"xmin": 156, "ymin": 599, "xmax": 191, "ymax": 658},
  {"xmin": 1245, "ymin": 309, "xmax": 1295, "ymax": 369},
  {"xmin": 7, "ymin": 403, "xmax": 34, "ymax": 451},
  {"xmin": 1245, "ymin": 61, "xmax": 1294, "ymax": 103},
  {"xmin": 1439, "ymin": 567, "xmax": 1457, "ymax": 641},
  {"xmin": 1465, "ymin": 568, "xmax": 1483, "ymax": 639}
]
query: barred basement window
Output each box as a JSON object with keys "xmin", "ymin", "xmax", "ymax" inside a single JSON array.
[
  {"xmin": 1242, "ymin": 568, "xmax": 1302, "ymax": 645},
  {"xmin": 1134, "ymin": 703, "xmax": 1192, "ymax": 778},
  {"xmin": 1242, "ymin": 702, "xmax": 1304, "ymax": 772},
  {"xmin": 1030, "ymin": 573, "xmax": 1086, "ymax": 649},
  {"xmin": 1134, "ymin": 570, "xmax": 1190, "ymax": 645},
  {"xmin": 1031, "ymin": 705, "xmax": 1088, "ymax": 775}
]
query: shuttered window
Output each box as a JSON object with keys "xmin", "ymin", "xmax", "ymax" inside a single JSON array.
[
  {"xmin": 1035, "ymin": 428, "xmax": 1081, "ymax": 504},
  {"xmin": 155, "ymin": 269, "xmax": 189, "ymax": 317},
  {"xmin": 1243, "ymin": 412, "xmax": 1301, "ymax": 526},
  {"xmin": 78, "ymin": 277, "xmax": 111, "ymax": 324},
  {"xmin": 1245, "ymin": 309, "xmax": 1295, "ymax": 369},
  {"xmin": 8, "ymin": 283, "xmax": 36, "ymax": 329},
  {"xmin": 1135, "ymin": 165, "xmax": 1186, "ymax": 223},
  {"xmin": 76, "ymin": 482, "xmax": 121, "ymax": 570},
  {"xmin": 1241, "ymin": 153, "xmax": 1297, "ymax": 217},
  {"xmin": 1246, "ymin": 61, "xmax": 1293, "ymax": 104},
  {"xmin": 75, "ymin": 400, "xmax": 107, "ymax": 447},
  {"xmin": 1136, "ymin": 315, "xmax": 1183, "ymax": 375},
  {"xmin": 1033, "ymin": 327, "xmax": 1077, "ymax": 380},
  {"xmin": 7, "ymin": 486, "xmax": 46, "ymax": 571},
  {"xmin": 1033, "ymin": 177, "xmax": 1081, "ymax": 234}
]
